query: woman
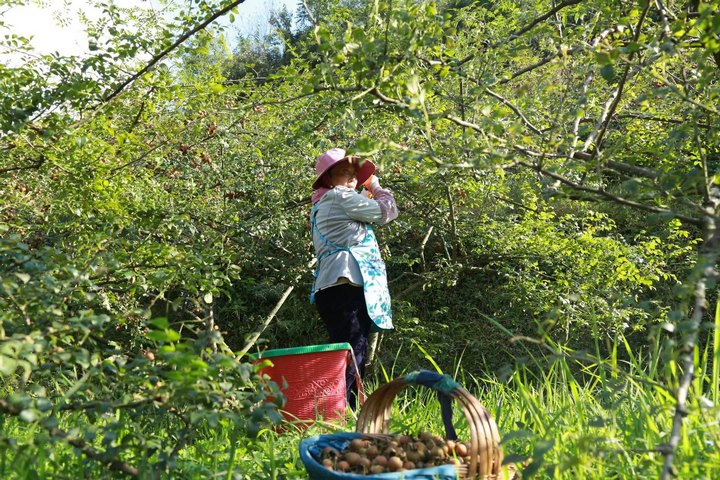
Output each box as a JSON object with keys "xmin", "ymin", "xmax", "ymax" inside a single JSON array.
[{"xmin": 310, "ymin": 148, "xmax": 399, "ymax": 408}]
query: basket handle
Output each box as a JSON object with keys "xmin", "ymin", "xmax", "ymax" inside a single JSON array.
[
  {"xmin": 356, "ymin": 370, "xmax": 503, "ymax": 478},
  {"xmin": 403, "ymin": 371, "xmax": 458, "ymax": 440}
]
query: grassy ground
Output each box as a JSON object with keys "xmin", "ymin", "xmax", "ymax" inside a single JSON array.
[{"xmin": 2, "ymin": 338, "xmax": 720, "ymax": 479}]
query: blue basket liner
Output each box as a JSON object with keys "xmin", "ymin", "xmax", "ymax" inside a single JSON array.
[{"xmin": 300, "ymin": 432, "xmax": 458, "ymax": 480}]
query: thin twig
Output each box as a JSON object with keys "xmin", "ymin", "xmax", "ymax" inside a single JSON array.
[
  {"xmin": 420, "ymin": 226, "xmax": 434, "ymax": 267},
  {"xmin": 0, "ymin": 157, "xmax": 46, "ymax": 174},
  {"xmin": 484, "ymin": 87, "xmax": 542, "ymax": 135},
  {"xmin": 583, "ymin": 3, "xmax": 651, "ymax": 165},
  {"xmin": 616, "ymin": 113, "xmax": 710, "ymax": 128},
  {"xmin": 237, "ymin": 259, "xmax": 316, "ymax": 358},
  {"xmin": 568, "ymin": 72, "xmax": 594, "ymax": 161}
]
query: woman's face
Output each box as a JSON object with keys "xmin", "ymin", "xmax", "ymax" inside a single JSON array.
[{"xmin": 327, "ymin": 160, "xmax": 358, "ymax": 189}]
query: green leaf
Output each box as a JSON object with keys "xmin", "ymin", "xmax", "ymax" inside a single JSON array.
[
  {"xmin": 147, "ymin": 330, "xmax": 173, "ymax": 342},
  {"xmin": 600, "ymin": 64, "xmax": 616, "ymax": 83},
  {"xmin": 14, "ymin": 272, "xmax": 30, "ymax": 283},
  {"xmin": 149, "ymin": 317, "xmax": 169, "ymax": 329},
  {"xmin": 19, "ymin": 408, "xmax": 39, "ymax": 423},
  {"xmin": 0, "ymin": 355, "xmax": 17, "ymax": 375}
]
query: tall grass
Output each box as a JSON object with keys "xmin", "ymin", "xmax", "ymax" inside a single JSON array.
[{"xmin": 2, "ymin": 324, "xmax": 720, "ymax": 479}]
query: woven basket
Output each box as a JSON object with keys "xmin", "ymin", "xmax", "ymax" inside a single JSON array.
[{"xmin": 355, "ymin": 370, "xmax": 514, "ymax": 480}]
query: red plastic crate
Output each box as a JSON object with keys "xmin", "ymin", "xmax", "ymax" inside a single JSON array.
[{"xmin": 254, "ymin": 343, "xmax": 361, "ymax": 424}]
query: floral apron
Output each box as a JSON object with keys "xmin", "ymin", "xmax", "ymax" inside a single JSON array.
[{"xmin": 310, "ymin": 205, "xmax": 393, "ymax": 331}]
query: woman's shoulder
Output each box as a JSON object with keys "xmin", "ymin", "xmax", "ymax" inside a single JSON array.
[{"xmin": 320, "ymin": 186, "xmax": 357, "ymax": 201}]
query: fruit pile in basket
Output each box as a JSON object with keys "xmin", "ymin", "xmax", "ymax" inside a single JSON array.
[{"xmin": 317, "ymin": 432, "xmax": 474, "ymax": 475}]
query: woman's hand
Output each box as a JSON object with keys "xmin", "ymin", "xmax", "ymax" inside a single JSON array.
[{"xmin": 362, "ymin": 175, "xmax": 381, "ymax": 193}]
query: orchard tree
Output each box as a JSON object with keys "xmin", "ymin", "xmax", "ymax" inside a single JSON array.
[
  {"xmin": 1, "ymin": 1, "xmax": 286, "ymax": 476},
  {"xmin": 2, "ymin": 0, "xmax": 719, "ymax": 478},
  {"xmin": 258, "ymin": 0, "xmax": 719, "ymax": 476}
]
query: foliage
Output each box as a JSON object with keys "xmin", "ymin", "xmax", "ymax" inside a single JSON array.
[{"xmin": 1, "ymin": 0, "xmax": 720, "ymax": 477}]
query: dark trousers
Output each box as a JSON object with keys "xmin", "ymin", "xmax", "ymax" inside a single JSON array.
[{"xmin": 314, "ymin": 284, "xmax": 371, "ymax": 410}]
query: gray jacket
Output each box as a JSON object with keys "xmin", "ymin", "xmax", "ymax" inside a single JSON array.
[{"xmin": 312, "ymin": 186, "xmax": 398, "ymax": 293}]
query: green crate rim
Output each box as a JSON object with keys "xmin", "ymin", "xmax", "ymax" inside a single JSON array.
[{"xmin": 249, "ymin": 342, "xmax": 351, "ymax": 360}]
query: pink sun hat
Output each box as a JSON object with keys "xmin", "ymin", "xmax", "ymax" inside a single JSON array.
[{"xmin": 312, "ymin": 148, "xmax": 375, "ymax": 190}]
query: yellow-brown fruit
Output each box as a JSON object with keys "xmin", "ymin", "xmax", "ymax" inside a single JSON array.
[
  {"xmin": 344, "ymin": 452, "xmax": 362, "ymax": 467},
  {"xmin": 349, "ymin": 438, "xmax": 365, "ymax": 452},
  {"xmin": 406, "ymin": 450, "xmax": 422, "ymax": 463},
  {"xmin": 387, "ymin": 456, "xmax": 403, "ymax": 472},
  {"xmin": 431, "ymin": 446, "xmax": 446, "ymax": 460},
  {"xmin": 366, "ymin": 444, "xmax": 378, "ymax": 459}
]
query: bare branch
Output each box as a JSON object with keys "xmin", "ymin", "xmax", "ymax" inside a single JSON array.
[
  {"xmin": 506, "ymin": 0, "xmax": 583, "ymax": 42},
  {"xmin": 602, "ymin": 160, "xmax": 661, "ymax": 179},
  {"xmin": 616, "ymin": 113, "xmax": 710, "ymax": 128},
  {"xmin": 369, "ymin": 86, "xmax": 665, "ymax": 181},
  {"xmin": 465, "ymin": 25, "xmax": 619, "ymax": 102},
  {"xmin": 237, "ymin": 258, "xmax": 316, "ymax": 358},
  {"xmin": 0, "ymin": 157, "xmax": 45, "ymax": 174},
  {"xmin": 650, "ymin": 74, "xmax": 720, "ymax": 116},
  {"xmin": 420, "ymin": 226, "xmax": 434, "ymax": 267},
  {"xmin": 568, "ymin": 72, "xmax": 594, "ymax": 160},
  {"xmin": 251, "ymin": 85, "xmax": 361, "ymax": 107},
  {"xmin": 302, "ymin": 0, "xmax": 317, "ymax": 25}
]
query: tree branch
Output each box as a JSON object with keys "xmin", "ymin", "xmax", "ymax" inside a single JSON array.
[
  {"xmin": 585, "ymin": 3, "xmax": 652, "ymax": 156},
  {"xmin": 661, "ymin": 188, "xmax": 720, "ymax": 480},
  {"xmin": 484, "ymin": 87, "xmax": 542, "ymax": 135},
  {"xmin": 518, "ymin": 160, "xmax": 704, "ymax": 226},
  {"xmin": 102, "ymin": 0, "xmax": 248, "ymax": 104},
  {"xmin": 568, "ymin": 72, "xmax": 594, "ymax": 160},
  {"xmin": 616, "ymin": 113, "xmax": 710, "ymax": 128},
  {"xmin": 456, "ymin": 0, "xmax": 584, "ymax": 66},
  {"xmin": 0, "ymin": 157, "xmax": 46, "ymax": 174},
  {"xmin": 237, "ymin": 259, "xmax": 316, "ymax": 358}
]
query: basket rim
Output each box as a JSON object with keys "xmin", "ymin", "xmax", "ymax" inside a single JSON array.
[
  {"xmin": 299, "ymin": 432, "xmax": 460, "ymax": 479},
  {"xmin": 250, "ymin": 342, "xmax": 352, "ymax": 359}
]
